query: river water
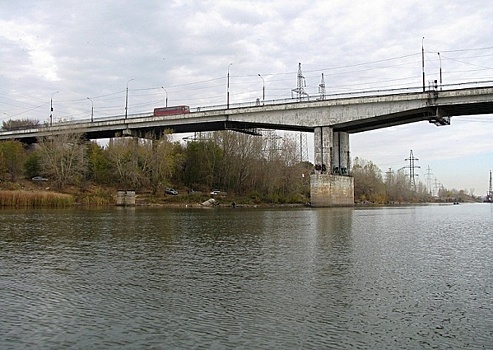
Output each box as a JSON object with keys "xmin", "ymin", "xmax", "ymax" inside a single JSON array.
[{"xmin": 1, "ymin": 204, "xmax": 492, "ymax": 349}]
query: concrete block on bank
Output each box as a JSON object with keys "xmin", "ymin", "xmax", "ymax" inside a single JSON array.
[{"xmin": 116, "ymin": 190, "xmax": 136, "ymax": 206}]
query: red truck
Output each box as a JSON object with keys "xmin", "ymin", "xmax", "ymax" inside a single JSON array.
[{"xmin": 153, "ymin": 105, "xmax": 190, "ymax": 116}]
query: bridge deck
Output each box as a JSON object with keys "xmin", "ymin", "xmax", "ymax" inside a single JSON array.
[{"xmin": 1, "ymin": 84, "xmax": 493, "ymax": 143}]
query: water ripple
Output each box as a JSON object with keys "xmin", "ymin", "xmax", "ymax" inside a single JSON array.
[{"xmin": 0, "ymin": 205, "xmax": 492, "ymax": 348}]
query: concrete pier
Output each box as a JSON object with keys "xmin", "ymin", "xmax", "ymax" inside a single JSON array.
[
  {"xmin": 116, "ymin": 190, "xmax": 136, "ymax": 206},
  {"xmin": 310, "ymin": 174, "xmax": 354, "ymax": 207}
]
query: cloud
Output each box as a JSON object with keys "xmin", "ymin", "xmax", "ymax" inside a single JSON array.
[{"xmin": 0, "ymin": 19, "xmax": 59, "ymax": 81}]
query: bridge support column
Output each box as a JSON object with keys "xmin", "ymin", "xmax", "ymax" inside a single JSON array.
[
  {"xmin": 311, "ymin": 128, "xmax": 354, "ymax": 207},
  {"xmin": 313, "ymin": 126, "xmax": 332, "ymax": 172},
  {"xmin": 332, "ymin": 131, "xmax": 350, "ymax": 175}
]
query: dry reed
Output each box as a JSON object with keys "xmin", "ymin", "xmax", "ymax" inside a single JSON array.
[{"xmin": 0, "ymin": 190, "xmax": 74, "ymax": 208}]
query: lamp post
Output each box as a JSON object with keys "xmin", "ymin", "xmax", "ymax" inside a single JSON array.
[
  {"xmin": 421, "ymin": 37, "xmax": 425, "ymax": 92},
  {"xmin": 125, "ymin": 78, "xmax": 135, "ymax": 120},
  {"xmin": 87, "ymin": 97, "xmax": 94, "ymax": 122},
  {"xmin": 227, "ymin": 63, "xmax": 232, "ymax": 109},
  {"xmin": 161, "ymin": 86, "xmax": 168, "ymax": 107},
  {"xmin": 258, "ymin": 74, "xmax": 265, "ymax": 104},
  {"xmin": 50, "ymin": 91, "xmax": 59, "ymax": 126},
  {"xmin": 438, "ymin": 52, "xmax": 442, "ymax": 90}
]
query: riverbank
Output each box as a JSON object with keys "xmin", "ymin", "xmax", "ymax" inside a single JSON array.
[{"xmin": 0, "ymin": 180, "xmax": 309, "ymax": 208}]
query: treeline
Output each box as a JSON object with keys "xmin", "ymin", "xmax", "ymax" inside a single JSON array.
[
  {"xmin": 0, "ymin": 130, "xmax": 312, "ymax": 204},
  {"xmin": 352, "ymin": 157, "xmax": 479, "ymax": 203},
  {"xmin": 0, "ymin": 130, "xmax": 476, "ymax": 204}
]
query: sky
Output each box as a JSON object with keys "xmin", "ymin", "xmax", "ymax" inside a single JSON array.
[{"xmin": 1, "ymin": 0, "xmax": 493, "ymax": 196}]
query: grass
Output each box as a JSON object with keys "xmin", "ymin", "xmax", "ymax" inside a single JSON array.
[{"xmin": 0, "ymin": 190, "xmax": 74, "ymax": 208}]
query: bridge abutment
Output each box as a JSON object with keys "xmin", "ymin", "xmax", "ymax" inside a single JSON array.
[{"xmin": 332, "ymin": 131, "xmax": 350, "ymax": 175}]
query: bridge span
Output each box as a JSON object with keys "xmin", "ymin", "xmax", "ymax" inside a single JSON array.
[{"xmin": 2, "ymin": 84, "xmax": 493, "ymax": 206}]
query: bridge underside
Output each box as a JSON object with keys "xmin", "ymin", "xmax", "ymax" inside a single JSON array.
[
  {"xmin": 333, "ymin": 101, "xmax": 493, "ymax": 133},
  {"xmin": 120, "ymin": 120, "xmax": 310, "ymax": 139}
]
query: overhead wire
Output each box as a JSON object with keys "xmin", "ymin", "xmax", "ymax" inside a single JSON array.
[{"xmin": 3, "ymin": 46, "xmax": 493, "ymax": 120}]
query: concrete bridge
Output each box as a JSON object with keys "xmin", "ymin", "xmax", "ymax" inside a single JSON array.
[{"xmin": 2, "ymin": 83, "xmax": 493, "ymax": 206}]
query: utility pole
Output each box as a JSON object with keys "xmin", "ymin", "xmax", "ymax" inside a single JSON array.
[
  {"xmin": 87, "ymin": 97, "xmax": 94, "ymax": 122},
  {"xmin": 318, "ymin": 73, "xmax": 326, "ymax": 100},
  {"xmin": 438, "ymin": 52, "xmax": 442, "ymax": 90},
  {"xmin": 227, "ymin": 63, "xmax": 232, "ymax": 109},
  {"xmin": 258, "ymin": 74, "xmax": 265, "ymax": 104},
  {"xmin": 161, "ymin": 87, "xmax": 168, "ymax": 107},
  {"xmin": 405, "ymin": 150, "xmax": 420, "ymax": 191},
  {"xmin": 125, "ymin": 78, "xmax": 134, "ymax": 120},
  {"xmin": 422, "ymin": 37, "xmax": 425, "ymax": 92},
  {"xmin": 50, "ymin": 91, "xmax": 59, "ymax": 126}
]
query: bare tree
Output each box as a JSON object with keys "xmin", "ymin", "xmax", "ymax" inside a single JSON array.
[
  {"xmin": 107, "ymin": 133, "xmax": 177, "ymax": 192},
  {"xmin": 37, "ymin": 131, "xmax": 86, "ymax": 189},
  {"xmin": 137, "ymin": 133, "xmax": 176, "ymax": 194},
  {"xmin": 106, "ymin": 137, "xmax": 139, "ymax": 189}
]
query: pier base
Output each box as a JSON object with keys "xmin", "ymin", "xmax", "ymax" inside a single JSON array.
[{"xmin": 310, "ymin": 174, "xmax": 354, "ymax": 207}]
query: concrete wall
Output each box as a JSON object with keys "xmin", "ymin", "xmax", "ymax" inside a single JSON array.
[{"xmin": 310, "ymin": 174, "xmax": 354, "ymax": 207}]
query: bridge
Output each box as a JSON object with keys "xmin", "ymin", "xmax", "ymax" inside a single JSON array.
[{"xmin": 2, "ymin": 83, "xmax": 493, "ymax": 206}]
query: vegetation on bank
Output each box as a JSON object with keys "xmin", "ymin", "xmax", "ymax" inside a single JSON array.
[
  {"xmin": 351, "ymin": 157, "xmax": 480, "ymax": 204},
  {"xmin": 0, "ymin": 190, "xmax": 74, "ymax": 208},
  {"xmin": 0, "ymin": 128, "xmax": 480, "ymax": 207}
]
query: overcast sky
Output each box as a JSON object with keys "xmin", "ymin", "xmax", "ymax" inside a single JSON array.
[{"xmin": 1, "ymin": 0, "xmax": 493, "ymax": 195}]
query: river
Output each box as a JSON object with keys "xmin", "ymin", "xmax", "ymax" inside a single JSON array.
[{"xmin": 1, "ymin": 204, "xmax": 492, "ymax": 349}]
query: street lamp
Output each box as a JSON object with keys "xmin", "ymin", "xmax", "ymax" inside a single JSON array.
[
  {"xmin": 227, "ymin": 63, "xmax": 232, "ymax": 109},
  {"xmin": 258, "ymin": 74, "xmax": 265, "ymax": 104},
  {"xmin": 438, "ymin": 52, "xmax": 442, "ymax": 90},
  {"xmin": 87, "ymin": 97, "xmax": 94, "ymax": 122},
  {"xmin": 50, "ymin": 91, "xmax": 59, "ymax": 126},
  {"xmin": 161, "ymin": 86, "xmax": 168, "ymax": 107},
  {"xmin": 421, "ymin": 37, "xmax": 425, "ymax": 92},
  {"xmin": 125, "ymin": 78, "xmax": 135, "ymax": 120}
]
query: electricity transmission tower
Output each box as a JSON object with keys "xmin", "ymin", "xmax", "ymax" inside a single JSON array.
[
  {"xmin": 425, "ymin": 165, "xmax": 434, "ymax": 196},
  {"xmin": 291, "ymin": 62, "xmax": 309, "ymax": 101},
  {"xmin": 486, "ymin": 170, "xmax": 493, "ymax": 202},
  {"xmin": 298, "ymin": 132, "xmax": 308, "ymax": 162},
  {"xmin": 289, "ymin": 62, "xmax": 309, "ymax": 162},
  {"xmin": 385, "ymin": 168, "xmax": 394, "ymax": 183},
  {"xmin": 404, "ymin": 150, "xmax": 420, "ymax": 191}
]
